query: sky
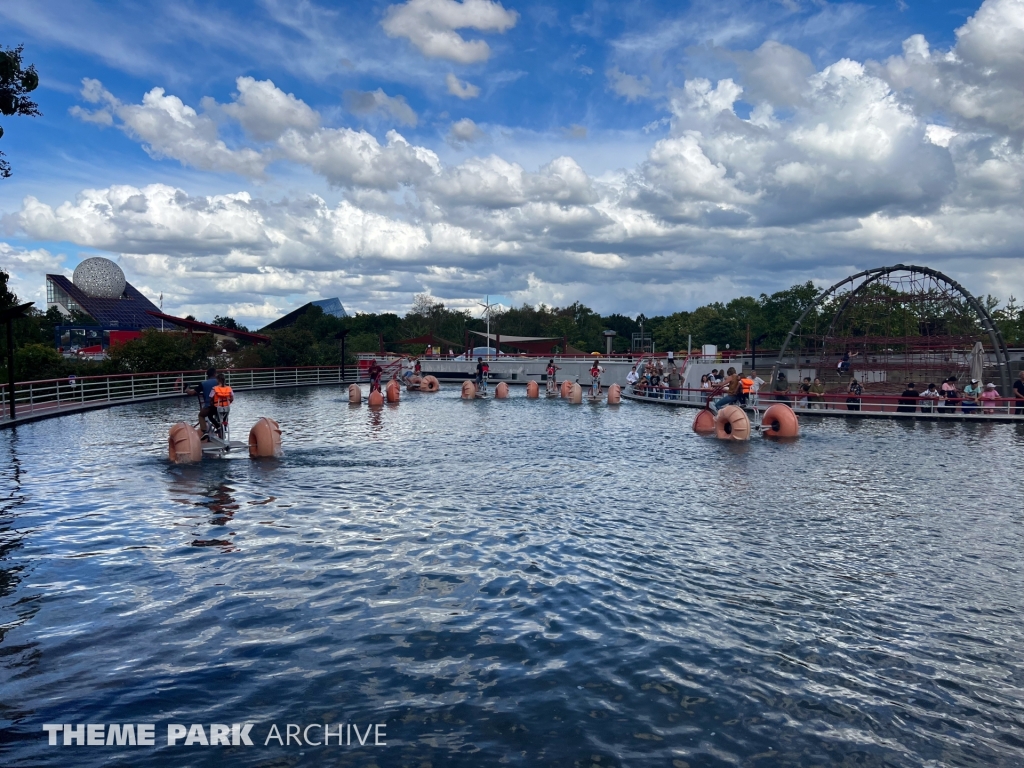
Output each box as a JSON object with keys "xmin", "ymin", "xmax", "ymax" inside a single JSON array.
[{"xmin": 0, "ymin": 0, "xmax": 1022, "ymax": 327}]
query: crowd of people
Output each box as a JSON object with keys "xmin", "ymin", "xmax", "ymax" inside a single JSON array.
[
  {"xmin": 626, "ymin": 359, "xmax": 685, "ymax": 400},
  {"xmin": 625, "ymin": 359, "xmax": 1024, "ymax": 416}
]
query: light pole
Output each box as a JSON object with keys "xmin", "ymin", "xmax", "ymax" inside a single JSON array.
[{"xmin": 2, "ymin": 301, "xmax": 34, "ymax": 420}]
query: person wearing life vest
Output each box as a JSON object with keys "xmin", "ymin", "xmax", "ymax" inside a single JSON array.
[
  {"xmin": 545, "ymin": 358, "xmax": 560, "ymax": 393},
  {"xmin": 212, "ymin": 373, "xmax": 234, "ymax": 408},
  {"xmin": 589, "ymin": 360, "xmax": 603, "ymax": 396},
  {"xmin": 739, "ymin": 373, "xmax": 754, "ymax": 406},
  {"xmin": 207, "ymin": 373, "xmax": 234, "ymax": 439}
]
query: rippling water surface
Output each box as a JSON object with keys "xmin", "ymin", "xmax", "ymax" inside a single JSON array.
[{"xmin": 1, "ymin": 386, "xmax": 1023, "ymax": 767}]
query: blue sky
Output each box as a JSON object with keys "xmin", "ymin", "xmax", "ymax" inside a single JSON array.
[{"xmin": 0, "ymin": 0, "xmax": 1021, "ymax": 325}]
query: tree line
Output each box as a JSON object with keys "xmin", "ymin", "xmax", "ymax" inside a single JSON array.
[{"xmin": 4, "ymin": 267, "xmax": 1024, "ymax": 382}]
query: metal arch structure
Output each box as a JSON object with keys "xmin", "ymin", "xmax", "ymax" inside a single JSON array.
[{"xmin": 771, "ymin": 264, "xmax": 1011, "ymax": 395}]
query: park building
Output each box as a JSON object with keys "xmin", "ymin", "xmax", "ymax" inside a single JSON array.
[{"xmin": 46, "ymin": 257, "xmax": 163, "ymax": 353}]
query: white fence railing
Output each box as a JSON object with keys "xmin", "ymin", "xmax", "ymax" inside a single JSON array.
[{"xmin": 1, "ymin": 366, "xmax": 364, "ymax": 424}]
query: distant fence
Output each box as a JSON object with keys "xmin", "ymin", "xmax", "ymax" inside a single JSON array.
[{"xmin": 1, "ymin": 366, "xmax": 364, "ymax": 426}]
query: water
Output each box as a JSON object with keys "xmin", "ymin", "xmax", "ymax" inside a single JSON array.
[{"xmin": 1, "ymin": 386, "xmax": 1023, "ymax": 767}]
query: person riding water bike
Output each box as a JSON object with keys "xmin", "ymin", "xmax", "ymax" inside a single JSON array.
[
  {"xmin": 185, "ymin": 367, "xmax": 219, "ymax": 439},
  {"xmin": 476, "ymin": 357, "xmax": 490, "ymax": 392},
  {"xmin": 367, "ymin": 359, "xmax": 383, "ymax": 393},
  {"xmin": 546, "ymin": 358, "xmax": 560, "ymax": 393},
  {"xmin": 589, "ymin": 360, "xmax": 603, "ymax": 397},
  {"xmin": 208, "ymin": 373, "xmax": 235, "ymax": 439}
]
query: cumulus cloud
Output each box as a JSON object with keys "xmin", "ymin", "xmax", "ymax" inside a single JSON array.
[
  {"xmin": 382, "ymin": 0, "xmax": 518, "ymax": 64},
  {"xmin": 606, "ymin": 67, "xmax": 651, "ymax": 102},
  {"xmin": 879, "ymin": 0, "xmax": 1024, "ymax": 136},
  {"xmin": 446, "ymin": 72, "xmax": 481, "ymax": 99},
  {"xmin": 211, "ymin": 77, "xmax": 320, "ymax": 141},
  {"xmin": 447, "ymin": 117, "xmax": 485, "ymax": 146},
  {"xmin": 71, "ymin": 79, "xmax": 269, "ymax": 176},
  {"xmin": 47, "ymin": 0, "xmax": 1024, "ymax": 318},
  {"xmin": 343, "ymin": 88, "xmax": 418, "ymax": 127}
]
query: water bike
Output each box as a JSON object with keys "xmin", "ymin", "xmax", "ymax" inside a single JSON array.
[{"xmin": 200, "ymin": 405, "xmax": 246, "ymax": 455}]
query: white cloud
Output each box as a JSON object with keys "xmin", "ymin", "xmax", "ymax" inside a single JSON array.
[
  {"xmin": 682, "ymin": 77, "xmax": 743, "ymax": 117},
  {"xmin": 213, "ymin": 77, "xmax": 320, "ymax": 141},
  {"xmin": 606, "ymin": 67, "xmax": 651, "ymax": 102},
  {"xmin": 48, "ymin": 6, "xmax": 1024, "ymax": 319},
  {"xmin": 880, "ymin": 0, "xmax": 1024, "ymax": 136},
  {"xmin": 344, "ymin": 88, "xmax": 418, "ymax": 127},
  {"xmin": 382, "ymin": 0, "xmax": 518, "ymax": 64},
  {"xmin": 447, "ymin": 117, "xmax": 485, "ymax": 146},
  {"xmin": 278, "ymin": 128, "xmax": 441, "ymax": 189},
  {"xmin": 446, "ymin": 73, "xmax": 481, "ymax": 99},
  {"xmin": 71, "ymin": 79, "xmax": 269, "ymax": 177}
]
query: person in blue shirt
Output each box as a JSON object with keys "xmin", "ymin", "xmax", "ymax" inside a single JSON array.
[{"xmin": 186, "ymin": 367, "xmax": 218, "ymax": 437}]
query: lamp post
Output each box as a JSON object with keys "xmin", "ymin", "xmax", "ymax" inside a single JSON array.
[
  {"xmin": 2, "ymin": 302, "xmax": 35, "ymax": 420},
  {"xmin": 751, "ymin": 332, "xmax": 769, "ymax": 372}
]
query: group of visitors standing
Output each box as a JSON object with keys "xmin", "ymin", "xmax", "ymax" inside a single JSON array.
[{"xmin": 626, "ymin": 359, "xmax": 683, "ymax": 399}]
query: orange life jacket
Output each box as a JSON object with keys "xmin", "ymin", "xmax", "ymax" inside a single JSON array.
[
  {"xmin": 212, "ymin": 385, "xmax": 233, "ymax": 407},
  {"xmin": 740, "ymin": 377, "xmax": 754, "ymax": 394}
]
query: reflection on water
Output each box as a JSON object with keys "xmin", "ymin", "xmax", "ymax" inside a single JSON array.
[{"xmin": 1, "ymin": 386, "xmax": 1024, "ymax": 767}]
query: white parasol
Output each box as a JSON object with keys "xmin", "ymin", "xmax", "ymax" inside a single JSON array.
[{"xmin": 968, "ymin": 341, "xmax": 985, "ymax": 384}]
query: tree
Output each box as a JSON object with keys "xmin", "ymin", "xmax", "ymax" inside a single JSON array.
[
  {"xmin": 213, "ymin": 315, "xmax": 248, "ymax": 332},
  {"xmin": 0, "ymin": 44, "xmax": 40, "ymax": 178}
]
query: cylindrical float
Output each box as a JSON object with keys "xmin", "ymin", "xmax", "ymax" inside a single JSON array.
[
  {"xmin": 348, "ymin": 383, "xmax": 362, "ymax": 403},
  {"xmin": 461, "ymin": 380, "xmax": 477, "ymax": 399},
  {"xmin": 406, "ymin": 375, "xmax": 422, "ymax": 391},
  {"xmin": 607, "ymin": 383, "xmax": 621, "ymax": 404},
  {"xmin": 569, "ymin": 383, "xmax": 583, "ymax": 404},
  {"xmin": 560, "ymin": 380, "xmax": 573, "ymax": 398},
  {"xmin": 495, "ymin": 382, "xmax": 509, "ymax": 399},
  {"xmin": 715, "ymin": 405, "xmax": 751, "ymax": 441},
  {"xmin": 368, "ymin": 390, "xmax": 384, "ymax": 408},
  {"xmin": 761, "ymin": 404, "xmax": 800, "ymax": 438},
  {"xmin": 248, "ymin": 417, "xmax": 283, "ymax": 458},
  {"xmin": 692, "ymin": 409, "xmax": 716, "ymax": 434},
  {"xmin": 386, "ymin": 380, "xmax": 401, "ymax": 403},
  {"xmin": 526, "ymin": 380, "xmax": 539, "ymax": 398},
  {"xmin": 168, "ymin": 421, "xmax": 202, "ymax": 463},
  {"xmin": 421, "ymin": 375, "xmax": 440, "ymax": 392}
]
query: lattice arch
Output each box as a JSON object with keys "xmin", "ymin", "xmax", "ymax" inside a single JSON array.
[{"xmin": 771, "ymin": 264, "xmax": 1011, "ymax": 395}]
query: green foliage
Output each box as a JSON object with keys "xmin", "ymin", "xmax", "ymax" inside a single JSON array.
[
  {"xmin": 107, "ymin": 328, "xmax": 216, "ymax": 373},
  {"xmin": 0, "ymin": 44, "xmax": 41, "ymax": 178},
  {"xmin": 13, "ymin": 343, "xmax": 63, "ymax": 380},
  {"xmin": 212, "ymin": 315, "xmax": 248, "ymax": 332}
]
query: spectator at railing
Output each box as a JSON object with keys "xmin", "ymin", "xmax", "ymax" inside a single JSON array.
[
  {"xmin": 774, "ymin": 372, "xmax": 791, "ymax": 403},
  {"xmin": 797, "ymin": 377, "xmax": 811, "ymax": 408},
  {"xmin": 809, "ymin": 377, "xmax": 825, "ymax": 409},
  {"xmin": 920, "ymin": 383, "xmax": 941, "ymax": 413},
  {"xmin": 1014, "ymin": 371, "xmax": 1024, "ymax": 415},
  {"xmin": 897, "ymin": 382, "xmax": 920, "ymax": 413},
  {"xmin": 962, "ymin": 379, "xmax": 980, "ymax": 413},
  {"xmin": 626, "ymin": 366, "xmax": 638, "ymax": 386},
  {"xmin": 846, "ymin": 378, "xmax": 862, "ymax": 411},
  {"xmin": 981, "ymin": 383, "xmax": 999, "ymax": 413},
  {"xmin": 700, "ymin": 374, "xmax": 712, "ymax": 390},
  {"xmin": 666, "ymin": 364, "xmax": 681, "ymax": 401},
  {"xmin": 940, "ymin": 377, "xmax": 959, "ymax": 413},
  {"xmin": 748, "ymin": 370, "xmax": 764, "ymax": 407}
]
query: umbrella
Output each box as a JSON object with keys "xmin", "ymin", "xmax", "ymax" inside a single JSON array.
[{"xmin": 968, "ymin": 341, "xmax": 984, "ymax": 384}]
